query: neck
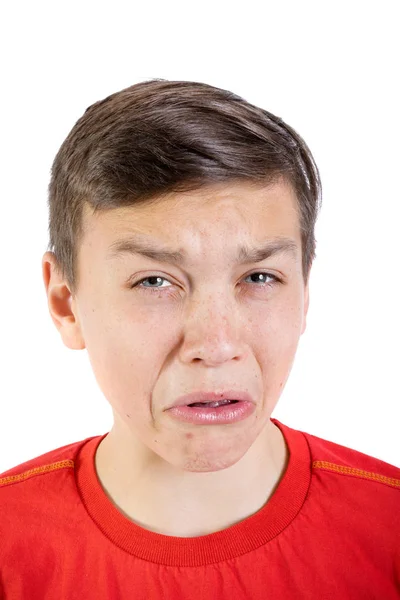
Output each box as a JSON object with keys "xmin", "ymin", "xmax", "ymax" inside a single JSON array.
[{"xmin": 94, "ymin": 420, "xmax": 288, "ymax": 537}]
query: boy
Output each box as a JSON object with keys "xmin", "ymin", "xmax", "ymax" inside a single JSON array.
[{"xmin": 0, "ymin": 79, "xmax": 399, "ymax": 599}]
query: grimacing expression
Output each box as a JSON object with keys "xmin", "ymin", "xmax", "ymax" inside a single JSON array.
[{"xmin": 57, "ymin": 180, "xmax": 309, "ymax": 471}]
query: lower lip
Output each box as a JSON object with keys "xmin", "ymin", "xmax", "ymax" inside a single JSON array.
[{"xmin": 167, "ymin": 401, "xmax": 255, "ymax": 424}]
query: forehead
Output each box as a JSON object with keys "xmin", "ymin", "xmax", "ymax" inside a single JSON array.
[{"xmin": 81, "ymin": 179, "xmax": 301, "ymax": 256}]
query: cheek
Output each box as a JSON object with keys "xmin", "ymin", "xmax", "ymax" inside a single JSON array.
[
  {"xmin": 83, "ymin": 308, "xmax": 170, "ymax": 417},
  {"xmin": 251, "ymin": 291, "xmax": 303, "ymax": 346},
  {"xmin": 250, "ymin": 298, "xmax": 304, "ymax": 385}
]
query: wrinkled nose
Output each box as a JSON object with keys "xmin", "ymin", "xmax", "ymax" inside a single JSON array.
[{"xmin": 179, "ymin": 295, "xmax": 248, "ymax": 367}]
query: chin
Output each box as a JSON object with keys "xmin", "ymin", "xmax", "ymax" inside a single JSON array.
[
  {"xmin": 180, "ymin": 446, "xmax": 249, "ymax": 473},
  {"xmin": 159, "ymin": 424, "xmax": 263, "ymax": 472}
]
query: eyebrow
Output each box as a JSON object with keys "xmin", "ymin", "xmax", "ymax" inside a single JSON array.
[{"xmin": 106, "ymin": 235, "xmax": 298, "ymax": 265}]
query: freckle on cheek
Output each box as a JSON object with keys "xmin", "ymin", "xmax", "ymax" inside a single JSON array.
[{"xmin": 126, "ymin": 414, "xmax": 131, "ymax": 418}]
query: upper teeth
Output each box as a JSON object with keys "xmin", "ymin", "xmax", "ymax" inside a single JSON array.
[{"xmin": 204, "ymin": 400, "xmax": 232, "ymax": 407}]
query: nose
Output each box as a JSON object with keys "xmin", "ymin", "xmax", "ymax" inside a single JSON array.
[{"xmin": 178, "ymin": 293, "xmax": 248, "ymax": 367}]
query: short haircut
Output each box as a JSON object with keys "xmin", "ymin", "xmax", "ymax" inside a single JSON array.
[{"xmin": 47, "ymin": 79, "xmax": 322, "ymax": 294}]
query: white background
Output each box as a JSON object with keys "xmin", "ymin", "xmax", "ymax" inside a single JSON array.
[{"xmin": 0, "ymin": 1, "xmax": 399, "ymax": 472}]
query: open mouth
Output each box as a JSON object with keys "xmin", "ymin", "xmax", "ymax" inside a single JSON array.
[
  {"xmin": 168, "ymin": 398, "xmax": 254, "ymax": 423},
  {"xmin": 187, "ymin": 399, "xmax": 240, "ymax": 408}
]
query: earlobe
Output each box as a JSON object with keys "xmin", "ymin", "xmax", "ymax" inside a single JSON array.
[{"xmin": 42, "ymin": 252, "xmax": 86, "ymax": 350}]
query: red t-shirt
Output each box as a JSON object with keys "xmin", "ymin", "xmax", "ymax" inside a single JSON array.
[{"xmin": 0, "ymin": 418, "xmax": 399, "ymax": 599}]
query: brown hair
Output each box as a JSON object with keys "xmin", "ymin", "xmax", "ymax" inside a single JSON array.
[{"xmin": 47, "ymin": 79, "xmax": 322, "ymax": 294}]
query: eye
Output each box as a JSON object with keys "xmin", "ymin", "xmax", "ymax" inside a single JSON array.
[
  {"xmin": 132, "ymin": 275, "xmax": 172, "ymax": 290},
  {"xmin": 243, "ymin": 272, "xmax": 280, "ymax": 286},
  {"xmin": 130, "ymin": 272, "xmax": 281, "ymax": 293}
]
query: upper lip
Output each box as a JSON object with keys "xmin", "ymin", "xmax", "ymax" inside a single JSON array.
[{"xmin": 168, "ymin": 390, "xmax": 254, "ymax": 408}]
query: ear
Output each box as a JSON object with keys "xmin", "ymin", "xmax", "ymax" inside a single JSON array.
[
  {"xmin": 42, "ymin": 252, "xmax": 85, "ymax": 350},
  {"xmin": 301, "ymin": 278, "xmax": 310, "ymax": 336}
]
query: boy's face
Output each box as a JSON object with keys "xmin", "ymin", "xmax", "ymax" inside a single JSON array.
[{"xmin": 44, "ymin": 179, "xmax": 309, "ymax": 472}]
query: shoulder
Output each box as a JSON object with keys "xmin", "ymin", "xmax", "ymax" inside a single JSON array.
[
  {"xmin": 0, "ymin": 436, "xmax": 97, "ymax": 486},
  {"xmin": 275, "ymin": 418, "xmax": 400, "ymax": 543},
  {"xmin": 295, "ymin": 423, "xmax": 400, "ymax": 542},
  {"xmin": 0, "ymin": 435, "xmax": 104, "ymax": 569},
  {"xmin": 0, "ymin": 435, "xmax": 102, "ymax": 513},
  {"xmin": 0, "ymin": 439, "xmax": 82, "ymax": 485},
  {"xmin": 300, "ymin": 426, "xmax": 400, "ymax": 489},
  {"xmin": 274, "ymin": 418, "xmax": 400, "ymax": 488},
  {"xmin": 275, "ymin": 420, "xmax": 400, "ymax": 584}
]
